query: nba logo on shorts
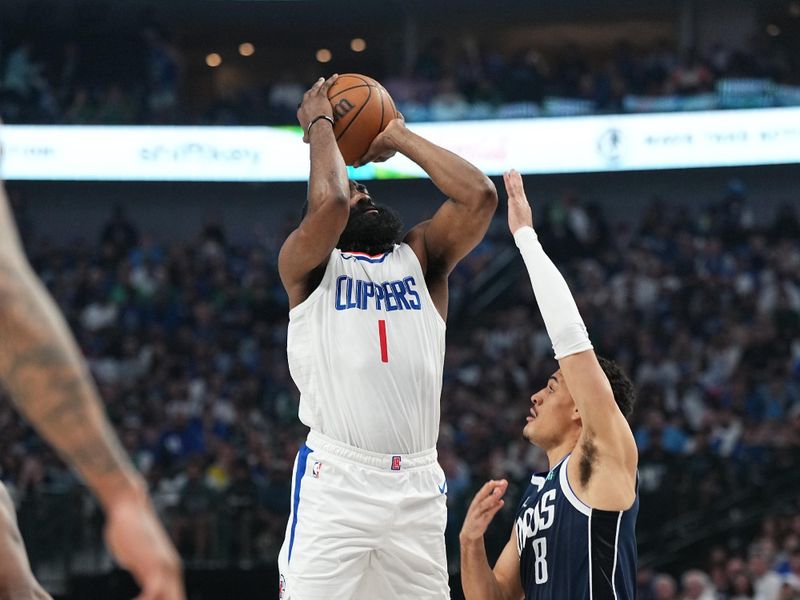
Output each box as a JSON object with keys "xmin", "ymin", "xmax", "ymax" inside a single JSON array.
[
  {"xmin": 391, "ymin": 456, "xmax": 402, "ymax": 471},
  {"xmin": 312, "ymin": 461, "xmax": 322, "ymax": 478},
  {"xmin": 279, "ymin": 574, "xmax": 286, "ymax": 599}
]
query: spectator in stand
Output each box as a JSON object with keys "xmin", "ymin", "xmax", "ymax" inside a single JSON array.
[
  {"xmin": 654, "ymin": 574, "xmax": 680, "ymax": 600},
  {"xmin": 171, "ymin": 458, "xmax": 218, "ymax": 561},
  {"xmin": 1, "ymin": 29, "xmax": 798, "ymax": 125},
  {"xmin": 142, "ymin": 27, "xmax": 182, "ymax": 122},
  {"xmin": 670, "ymin": 49, "xmax": 713, "ymax": 95},
  {"xmin": 730, "ymin": 572, "xmax": 755, "ymax": 600},
  {"xmin": 751, "ymin": 542, "xmax": 785, "ymax": 600},
  {"xmin": 681, "ymin": 570, "xmax": 718, "ymax": 600}
]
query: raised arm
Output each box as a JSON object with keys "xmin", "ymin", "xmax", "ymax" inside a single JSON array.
[
  {"xmin": 279, "ymin": 75, "xmax": 351, "ymax": 309},
  {"xmin": 504, "ymin": 170, "xmax": 637, "ymax": 510},
  {"xmin": 357, "ymin": 119, "xmax": 497, "ymax": 313},
  {"xmin": 0, "ymin": 182, "xmax": 183, "ymax": 599},
  {"xmin": 460, "ymin": 479, "xmax": 524, "ymax": 600}
]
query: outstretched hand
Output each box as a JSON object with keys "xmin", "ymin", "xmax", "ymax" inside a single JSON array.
[
  {"xmin": 459, "ymin": 479, "xmax": 509, "ymax": 543},
  {"xmin": 298, "ymin": 74, "xmax": 339, "ymax": 143},
  {"xmin": 353, "ymin": 113, "xmax": 406, "ymax": 168},
  {"xmin": 503, "ymin": 169, "xmax": 533, "ymax": 234}
]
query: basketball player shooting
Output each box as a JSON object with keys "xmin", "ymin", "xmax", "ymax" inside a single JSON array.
[
  {"xmin": 277, "ymin": 75, "xmax": 497, "ymax": 599},
  {"xmin": 0, "ymin": 174, "xmax": 183, "ymax": 599},
  {"xmin": 459, "ymin": 170, "xmax": 639, "ymax": 600}
]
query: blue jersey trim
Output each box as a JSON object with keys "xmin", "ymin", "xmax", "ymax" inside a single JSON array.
[
  {"xmin": 341, "ymin": 252, "xmax": 389, "ymax": 264},
  {"xmin": 287, "ymin": 444, "xmax": 313, "ymax": 564}
]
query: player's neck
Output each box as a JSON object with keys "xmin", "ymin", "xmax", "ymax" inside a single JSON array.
[{"xmin": 545, "ymin": 438, "xmax": 578, "ymax": 471}]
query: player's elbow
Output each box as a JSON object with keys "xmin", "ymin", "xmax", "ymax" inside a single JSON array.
[
  {"xmin": 478, "ymin": 177, "xmax": 499, "ymax": 208},
  {"xmin": 469, "ymin": 177, "xmax": 498, "ymax": 215},
  {"xmin": 317, "ymin": 188, "xmax": 350, "ymax": 206},
  {"xmin": 306, "ymin": 189, "xmax": 349, "ymax": 216}
]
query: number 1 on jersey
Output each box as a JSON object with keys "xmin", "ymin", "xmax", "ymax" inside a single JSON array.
[{"xmin": 378, "ymin": 320, "xmax": 389, "ymax": 363}]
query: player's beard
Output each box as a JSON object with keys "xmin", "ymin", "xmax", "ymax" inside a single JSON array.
[{"xmin": 337, "ymin": 203, "xmax": 404, "ymax": 256}]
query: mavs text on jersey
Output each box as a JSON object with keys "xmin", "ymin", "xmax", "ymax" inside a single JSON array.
[{"xmin": 515, "ymin": 455, "xmax": 639, "ymax": 600}]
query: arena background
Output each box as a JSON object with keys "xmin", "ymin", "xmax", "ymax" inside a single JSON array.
[{"xmin": 1, "ymin": 1, "xmax": 799, "ymax": 599}]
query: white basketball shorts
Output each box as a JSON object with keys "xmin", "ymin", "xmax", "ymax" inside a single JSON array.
[{"xmin": 278, "ymin": 430, "xmax": 450, "ymax": 599}]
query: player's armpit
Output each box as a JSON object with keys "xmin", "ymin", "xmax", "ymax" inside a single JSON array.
[
  {"xmin": 493, "ymin": 530, "xmax": 525, "ymax": 600},
  {"xmin": 421, "ymin": 188, "xmax": 497, "ymax": 275},
  {"xmin": 278, "ymin": 197, "xmax": 348, "ymax": 305}
]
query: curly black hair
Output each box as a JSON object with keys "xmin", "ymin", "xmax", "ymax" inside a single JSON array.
[{"xmin": 596, "ymin": 355, "xmax": 636, "ymax": 418}]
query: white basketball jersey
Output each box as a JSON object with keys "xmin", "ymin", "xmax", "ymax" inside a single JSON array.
[{"xmin": 287, "ymin": 243, "xmax": 446, "ymax": 454}]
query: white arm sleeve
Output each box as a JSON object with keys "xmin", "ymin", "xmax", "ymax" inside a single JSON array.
[{"xmin": 513, "ymin": 226, "xmax": 593, "ymax": 360}]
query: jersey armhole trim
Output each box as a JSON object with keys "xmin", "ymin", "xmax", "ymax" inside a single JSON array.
[
  {"xmin": 288, "ymin": 252, "xmax": 336, "ymax": 320},
  {"xmin": 559, "ymin": 455, "xmax": 593, "ymax": 517},
  {"xmin": 398, "ymin": 243, "xmax": 447, "ymax": 330}
]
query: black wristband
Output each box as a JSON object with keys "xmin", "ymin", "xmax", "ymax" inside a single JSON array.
[{"xmin": 307, "ymin": 114, "xmax": 335, "ymax": 137}]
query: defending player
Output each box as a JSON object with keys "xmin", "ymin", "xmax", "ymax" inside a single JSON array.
[
  {"xmin": 460, "ymin": 170, "xmax": 638, "ymax": 600},
  {"xmin": 277, "ymin": 75, "xmax": 497, "ymax": 599},
  {"xmin": 0, "ymin": 175, "xmax": 183, "ymax": 599}
]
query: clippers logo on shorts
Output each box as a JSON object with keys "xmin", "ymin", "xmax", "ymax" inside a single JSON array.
[
  {"xmin": 312, "ymin": 461, "xmax": 322, "ymax": 479},
  {"xmin": 391, "ymin": 456, "xmax": 402, "ymax": 471},
  {"xmin": 334, "ymin": 275, "xmax": 422, "ymax": 312}
]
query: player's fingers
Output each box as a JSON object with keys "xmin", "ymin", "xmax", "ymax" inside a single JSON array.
[
  {"xmin": 478, "ymin": 481, "xmax": 508, "ymax": 512},
  {"xmin": 320, "ymin": 73, "xmax": 339, "ymax": 93},
  {"xmin": 465, "ymin": 482, "xmax": 495, "ymax": 514},
  {"xmin": 484, "ymin": 499, "xmax": 505, "ymax": 520},
  {"xmin": 474, "ymin": 480, "xmax": 499, "ymax": 501},
  {"xmin": 506, "ymin": 174, "xmax": 521, "ymax": 197},
  {"xmin": 308, "ymin": 77, "xmax": 325, "ymax": 95}
]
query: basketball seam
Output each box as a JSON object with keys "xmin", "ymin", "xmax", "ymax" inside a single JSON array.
[
  {"xmin": 335, "ymin": 83, "xmax": 373, "ymax": 143},
  {"xmin": 329, "ymin": 83, "xmax": 374, "ymax": 100}
]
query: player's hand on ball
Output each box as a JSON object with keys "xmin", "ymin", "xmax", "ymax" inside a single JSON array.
[
  {"xmin": 104, "ymin": 486, "xmax": 185, "ymax": 600},
  {"xmin": 503, "ymin": 169, "xmax": 534, "ymax": 234},
  {"xmin": 459, "ymin": 479, "xmax": 509, "ymax": 543},
  {"xmin": 298, "ymin": 74, "xmax": 339, "ymax": 143},
  {"xmin": 353, "ymin": 113, "xmax": 406, "ymax": 168}
]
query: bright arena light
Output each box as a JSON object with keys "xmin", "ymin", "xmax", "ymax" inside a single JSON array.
[
  {"xmin": 350, "ymin": 38, "xmax": 367, "ymax": 52},
  {"xmin": 206, "ymin": 53, "xmax": 222, "ymax": 67},
  {"xmin": 239, "ymin": 42, "xmax": 255, "ymax": 57},
  {"xmin": 316, "ymin": 48, "xmax": 332, "ymax": 63}
]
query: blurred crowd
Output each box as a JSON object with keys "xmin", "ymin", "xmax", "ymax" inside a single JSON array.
[
  {"xmin": 1, "ymin": 30, "xmax": 798, "ymax": 126},
  {"xmin": 636, "ymin": 509, "xmax": 800, "ymax": 600},
  {"xmin": 0, "ymin": 182, "xmax": 797, "ymax": 600}
]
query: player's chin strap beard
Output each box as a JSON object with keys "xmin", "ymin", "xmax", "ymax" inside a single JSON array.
[{"xmin": 337, "ymin": 204, "xmax": 404, "ymax": 256}]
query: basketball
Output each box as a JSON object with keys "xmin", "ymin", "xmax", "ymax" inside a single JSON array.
[{"xmin": 327, "ymin": 73, "xmax": 398, "ymax": 166}]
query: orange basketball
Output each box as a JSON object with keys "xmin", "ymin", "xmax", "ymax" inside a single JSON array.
[{"xmin": 327, "ymin": 74, "xmax": 398, "ymax": 166}]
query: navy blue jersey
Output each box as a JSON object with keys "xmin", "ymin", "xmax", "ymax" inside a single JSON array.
[{"xmin": 515, "ymin": 454, "xmax": 638, "ymax": 600}]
